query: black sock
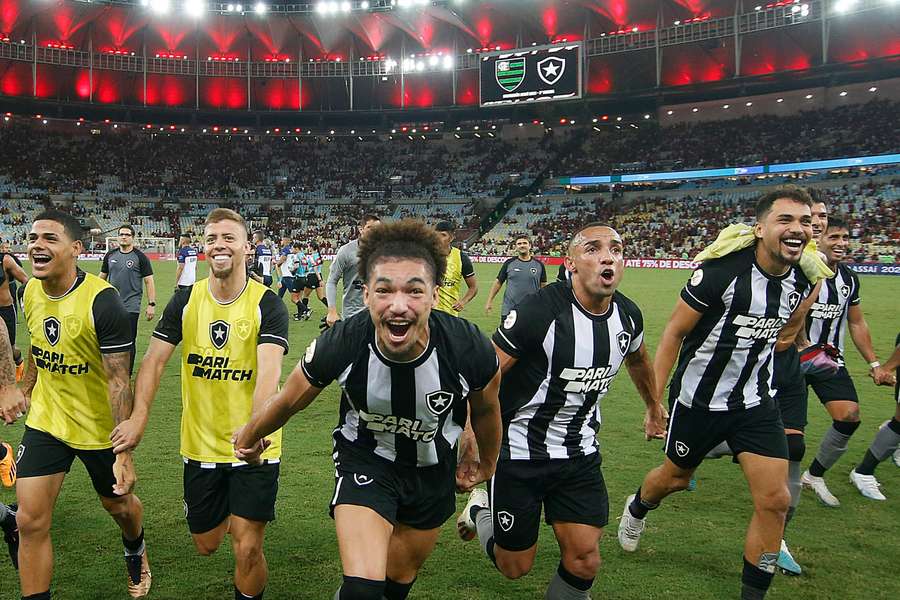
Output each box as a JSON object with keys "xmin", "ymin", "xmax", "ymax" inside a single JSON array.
[
  {"xmin": 383, "ymin": 577, "xmax": 415, "ymax": 600},
  {"xmin": 234, "ymin": 586, "xmax": 263, "ymax": 600},
  {"xmin": 319, "ymin": 296, "xmax": 328, "ymax": 307},
  {"xmin": 302, "ymin": 298, "xmax": 309, "ymax": 308},
  {"xmin": 295, "ymin": 302, "xmax": 303, "ymax": 316},
  {"xmin": 808, "ymin": 458, "xmax": 827, "ymax": 478},
  {"xmin": 557, "ymin": 562, "xmax": 594, "ymax": 591},
  {"xmin": 855, "ymin": 450, "xmax": 881, "ymax": 476},
  {"xmin": 22, "ymin": 593, "xmax": 51, "ymax": 600},
  {"xmin": 628, "ymin": 487, "xmax": 658, "ymax": 519},
  {"xmin": 123, "ymin": 528, "xmax": 144, "ymax": 555},
  {"xmin": 741, "ymin": 557, "xmax": 775, "ymax": 600},
  {"xmin": 338, "ymin": 576, "xmax": 384, "ymax": 600}
]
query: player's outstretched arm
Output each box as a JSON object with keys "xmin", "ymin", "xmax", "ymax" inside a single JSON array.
[
  {"xmin": 652, "ymin": 298, "xmax": 702, "ymax": 403},
  {"xmin": 233, "ymin": 362, "xmax": 323, "ymax": 464},
  {"xmin": 0, "ymin": 317, "xmax": 26, "ymax": 424},
  {"xmin": 110, "ymin": 337, "xmax": 176, "ymax": 453},
  {"xmin": 847, "ymin": 304, "xmax": 878, "ymax": 365},
  {"xmin": 776, "ymin": 280, "xmax": 821, "ymax": 352},
  {"xmin": 625, "ymin": 342, "xmax": 666, "ymax": 440},
  {"xmin": 460, "ymin": 368, "xmax": 502, "ymax": 492},
  {"xmin": 252, "ymin": 343, "xmax": 285, "ymax": 417}
]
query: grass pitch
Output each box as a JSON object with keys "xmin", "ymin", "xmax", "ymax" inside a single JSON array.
[{"xmin": 1, "ymin": 260, "xmax": 898, "ymax": 599}]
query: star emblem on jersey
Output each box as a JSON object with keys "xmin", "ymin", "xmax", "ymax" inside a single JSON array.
[
  {"xmin": 495, "ymin": 57, "xmax": 526, "ymax": 92},
  {"xmin": 43, "ymin": 316, "xmax": 61, "ymax": 346},
  {"xmin": 497, "ymin": 511, "xmax": 515, "ymax": 532},
  {"xmin": 425, "ymin": 390, "xmax": 455, "ymax": 415},
  {"xmin": 839, "ymin": 284, "xmax": 850, "ymax": 298},
  {"xmin": 209, "ymin": 320, "xmax": 231, "ymax": 350},
  {"xmin": 675, "ymin": 441, "xmax": 690, "ymax": 458},
  {"xmin": 64, "ymin": 315, "xmax": 83, "ymax": 338},
  {"xmin": 617, "ymin": 331, "xmax": 632, "ymax": 355},
  {"xmin": 234, "ymin": 317, "xmax": 252, "ymax": 342},
  {"xmin": 353, "ymin": 474, "xmax": 374, "ymax": 486},
  {"xmin": 537, "ymin": 56, "xmax": 565, "ymax": 85},
  {"xmin": 787, "ymin": 291, "xmax": 801, "ymax": 311}
]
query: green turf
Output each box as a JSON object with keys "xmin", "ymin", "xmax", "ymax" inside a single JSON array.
[{"xmin": 2, "ymin": 260, "xmax": 898, "ymax": 599}]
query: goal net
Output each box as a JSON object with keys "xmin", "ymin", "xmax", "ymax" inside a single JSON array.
[{"xmin": 105, "ymin": 237, "xmax": 176, "ymax": 261}]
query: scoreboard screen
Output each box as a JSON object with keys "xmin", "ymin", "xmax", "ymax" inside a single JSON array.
[{"xmin": 480, "ymin": 44, "xmax": 582, "ymax": 107}]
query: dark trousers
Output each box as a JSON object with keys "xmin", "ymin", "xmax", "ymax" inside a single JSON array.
[{"xmin": 128, "ymin": 312, "xmax": 140, "ymax": 374}]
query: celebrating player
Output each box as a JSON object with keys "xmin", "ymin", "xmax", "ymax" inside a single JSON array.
[
  {"xmin": 233, "ymin": 219, "xmax": 502, "ymax": 600},
  {"xmin": 482, "ymin": 235, "xmax": 546, "ymax": 324},
  {"xmin": 798, "ymin": 216, "xmax": 883, "ymax": 502},
  {"xmin": 458, "ymin": 224, "xmax": 664, "ymax": 600},
  {"xmin": 117, "ymin": 208, "xmax": 289, "ymax": 600},
  {"xmin": 0, "ymin": 244, "xmax": 28, "ymax": 381},
  {"xmin": 16, "ymin": 210, "xmax": 150, "ymax": 598},
  {"xmin": 325, "ymin": 214, "xmax": 380, "ymax": 327},
  {"xmin": 617, "ymin": 186, "xmax": 815, "ymax": 600}
]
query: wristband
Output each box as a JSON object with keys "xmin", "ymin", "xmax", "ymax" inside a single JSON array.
[{"xmin": 869, "ymin": 361, "xmax": 880, "ymax": 369}]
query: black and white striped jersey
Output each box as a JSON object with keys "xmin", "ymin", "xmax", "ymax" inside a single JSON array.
[
  {"xmin": 805, "ymin": 263, "xmax": 860, "ymax": 358},
  {"xmin": 671, "ymin": 246, "xmax": 812, "ymax": 412},
  {"xmin": 301, "ymin": 310, "xmax": 499, "ymax": 468},
  {"xmin": 492, "ymin": 281, "xmax": 645, "ymax": 461}
]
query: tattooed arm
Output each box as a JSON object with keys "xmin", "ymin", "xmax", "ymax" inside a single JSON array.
[
  {"xmin": 0, "ymin": 317, "xmax": 27, "ymax": 424},
  {"xmin": 103, "ymin": 351, "xmax": 135, "ymax": 425}
]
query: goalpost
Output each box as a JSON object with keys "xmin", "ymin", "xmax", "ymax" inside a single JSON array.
[{"xmin": 105, "ymin": 236, "xmax": 176, "ymax": 261}]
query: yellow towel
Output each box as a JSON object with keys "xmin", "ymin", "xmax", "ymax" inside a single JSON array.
[{"xmin": 694, "ymin": 223, "xmax": 833, "ymax": 283}]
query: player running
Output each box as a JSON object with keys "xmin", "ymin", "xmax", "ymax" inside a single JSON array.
[
  {"xmin": 797, "ymin": 216, "xmax": 883, "ymax": 503},
  {"xmin": 233, "ymin": 219, "xmax": 502, "ymax": 600},
  {"xmin": 458, "ymin": 224, "xmax": 665, "ymax": 600},
  {"xmin": 15, "ymin": 209, "xmax": 150, "ymax": 598},
  {"xmin": 617, "ymin": 186, "xmax": 817, "ymax": 600},
  {"xmin": 117, "ymin": 208, "xmax": 289, "ymax": 600}
]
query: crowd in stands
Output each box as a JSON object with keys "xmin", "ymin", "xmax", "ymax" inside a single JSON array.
[{"xmin": 0, "ymin": 98, "xmax": 897, "ymax": 261}]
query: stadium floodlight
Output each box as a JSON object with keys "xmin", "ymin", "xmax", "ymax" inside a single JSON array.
[
  {"xmin": 805, "ymin": 93, "xmax": 813, "ymax": 99},
  {"xmin": 254, "ymin": 1, "xmax": 266, "ymax": 14},
  {"xmin": 361, "ymin": 0, "xmax": 370, "ymax": 8},
  {"xmin": 235, "ymin": 4, "xmax": 242, "ymax": 11},
  {"xmin": 745, "ymin": 101, "xmax": 752, "ymax": 106},
  {"xmin": 833, "ymin": 0, "xmax": 857, "ymax": 12},
  {"xmin": 315, "ymin": 2, "xmax": 327, "ymax": 13},
  {"xmin": 150, "ymin": 0, "xmax": 171, "ymax": 13},
  {"xmin": 384, "ymin": 58, "xmax": 397, "ymax": 72},
  {"xmin": 868, "ymin": 86, "xmax": 877, "ymax": 92},
  {"xmin": 428, "ymin": 55, "xmax": 438, "ymax": 67},
  {"xmin": 340, "ymin": 1, "xmax": 351, "ymax": 12},
  {"xmin": 777, "ymin": 97, "xmax": 784, "ymax": 102},
  {"xmin": 839, "ymin": 90, "xmax": 847, "ymax": 97},
  {"xmin": 415, "ymin": 60, "xmax": 425, "ymax": 71},
  {"xmin": 140, "ymin": 0, "xmax": 150, "ymax": 5},
  {"xmin": 226, "ymin": 3, "xmax": 234, "ymax": 10},
  {"xmin": 441, "ymin": 55, "xmax": 453, "ymax": 70},
  {"xmin": 184, "ymin": 0, "xmax": 205, "ymax": 18}
]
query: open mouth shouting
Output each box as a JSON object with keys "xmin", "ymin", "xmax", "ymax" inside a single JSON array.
[
  {"xmin": 385, "ymin": 319, "xmax": 413, "ymax": 345},
  {"xmin": 30, "ymin": 252, "xmax": 52, "ymax": 272},
  {"xmin": 599, "ymin": 267, "xmax": 616, "ymax": 285}
]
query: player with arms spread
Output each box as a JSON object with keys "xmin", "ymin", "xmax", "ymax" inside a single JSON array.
[{"xmin": 234, "ymin": 220, "xmax": 502, "ymax": 600}]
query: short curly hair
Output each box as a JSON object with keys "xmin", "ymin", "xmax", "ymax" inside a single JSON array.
[{"xmin": 357, "ymin": 219, "xmax": 447, "ymax": 286}]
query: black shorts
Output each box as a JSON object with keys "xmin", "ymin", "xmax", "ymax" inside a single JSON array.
[
  {"xmin": 262, "ymin": 275, "xmax": 273, "ymax": 287},
  {"xmin": 290, "ymin": 277, "xmax": 305, "ymax": 293},
  {"xmin": 773, "ymin": 347, "xmax": 808, "ymax": 431},
  {"xmin": 305, "ymin": 274, "xmax": 320, "ymax": 290},
  {"xmin": 665, "ymin": 401, "xmax": 788, "ymax": 470},
  {"xmin": 489, "ymin": 452, "xmax": 608, "ymax": 552},
  {"xmin": 183, "ymin": 460, "xmax": 280, "ymax": 534},
  {"xmin": 0, "ymin": 304, "xmax": 14, "ymax": 347},
  {"xmin": 279, "ymin": 276, "xmax": 295, "ymax": 292},
  {"xmin": 330, "ymin": 441, "xmax": 455, "ymax": 531},
  {"xmin": 16, "ymin": 426, "xmax": 119, "ymax": 498},
  {"xmin": 806, "ymin": 366, "xmax": 858, "ymax": 404},
  {"xmin": 177, "ymin": 285, "xmax": 192, "ymax": 291}
]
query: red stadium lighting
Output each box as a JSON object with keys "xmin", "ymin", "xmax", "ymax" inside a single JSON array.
[
  {"xmin": 212, "ymin": 126, "xmax": 219, "ymax": 132},
  {"xmin": 145, "ymin": 124, "xmax": 152, "ymax": 128},
  {"xmin": 601, "ymin": 115, "xmax": 609, "ymax": 121},
  {"xmin": 273, "ymin": 128, "xmax": 280, "ymax": 133}
]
